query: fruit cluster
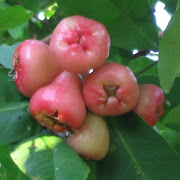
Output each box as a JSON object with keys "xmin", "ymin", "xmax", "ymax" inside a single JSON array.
[{"xmin": 13, "ymin": 15, "xmax": 165, "ymax": 160}]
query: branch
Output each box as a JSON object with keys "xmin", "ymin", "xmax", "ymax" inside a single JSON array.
[{"xmin": 132, "ymin": 50, "xmax": 150, "ymax": 59}]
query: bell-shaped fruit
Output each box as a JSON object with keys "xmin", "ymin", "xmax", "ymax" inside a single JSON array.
[
  {"xmin": 49, "ymin": 15, "xmax": 110, "ymax": 74},
  {"xmin": 13, "ymin": 39, "xmax": 62, "ymax": 97},
  {"xmin": 83, "ymin": 62, "xmax": 139, "ymax": 116},
  {"xmin": 29, "ymin": 71, "xmax": 87, "ymax": 132},
  {"xmin": 67, "ymin": 113, "xmax": 110, "ymax": 160},
  {"xmin": 133, "ymin": 84, "xmax": 165, "ymax": 127}
]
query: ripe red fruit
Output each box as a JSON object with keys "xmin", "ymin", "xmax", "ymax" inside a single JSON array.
[
  {"xmin": 49, "ymin": 15, "xmax": 110, "ymax": 74},
  {"xmin": 83, "ymin": 62, "xmax": 139, "ymax": 116},
  {"xmin": 13, "ymin": 40, "xmax": 62, "ymax": 97},
  {"xmin": 29, "ymin": 71, "xmax": 87, "ymax": 132},
  {"xmin": 67, "ymin": 113, "xmax": 110, "ymax": 160},
  {"xmin": 133, "ymin": 84, "xmax": 165, "ymax": 127}
]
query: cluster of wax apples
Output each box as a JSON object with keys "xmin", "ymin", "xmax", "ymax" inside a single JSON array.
[{"xmin": 13, "ymin": 15, "xmax": 165, "ymax": 160}]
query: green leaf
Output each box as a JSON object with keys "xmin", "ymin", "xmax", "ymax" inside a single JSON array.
[
  {"xmin": 161, "ymin": 105, "xmax": 180, "ymax": 132},
  {"xmin": 158, "ymin": 2, "xmax": 180, "ymax": 94},
  {"xmin": 0, "ymin": 67, "xmax": 44, "ymax": 145},
  {"xmin": 85, "ymin": 160, "xmax": 97, "ymax": 180},
  {"xmin": 0, "ymin": 42, "xmax": 20, "ymax": 69},
  {"xmin": 0, "ymin": 144, "xmax": 30, "ymax": 180},
  {"xmin": 0, "ymin": 164, "xmax": 7, "ymax": 180},
  {"xmin": 11, "ymin": 133, "xmax": 90, "ymax": 180},
  {"xmin": 0, "ymin": 2, "xmax": 10, "ymax": 10},
  {"xmin": 37, "ymin": 0, "xmax": 55, "ymax": 9},
  {"xmin": 107, "ymin": 45, "xmax": 132, "ymax": 66},
  {"xmin": 98, "ymin": 112, "xmax": 180, "ymax": 179},
  {"xmin": 19, "ymin": 0, "xmax": 40, "ymax": 13},
  {"xmin": 159, "ymin": 127, "xmax": 180, "ymax": 155},
  {"xmin": 129, "ymin": 56, "xmax": 158, "ymax": 76},
  {"xmin": 162, "ymin": 0, "xmax": 178, "ymax": 14},
  {"xmin": 0, "ymin": 5, "xmax": 33, "ymax": 33},
  {"xmin": 8, "ymin": 23, "xmax": 28, "ymax": 40},
  {"xmin": 58, "ymin": 0, "xmax": 158, "ymax": 50}
]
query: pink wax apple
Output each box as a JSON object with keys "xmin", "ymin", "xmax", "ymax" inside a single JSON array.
[
  {"xmin": 83, "ymin": 62, "xmax": 139, "ymax": 116},
  {"xmin": 29, "ymin": 71, "xmax": 87, "ymax": 132},
  {"xmin": 67, "ymin": 113, "xmax": 110, "ymax": 160},
  {"xmin": 13, "ymin": 40, "xmax": 62, "ymax": 97},
  {"xmin": 49, "ymin": 15, "xmax": 110, "ymax": 74},
  {"xmin": 133, "ymin": 84, "xmax": 165, "ymax": 127}
]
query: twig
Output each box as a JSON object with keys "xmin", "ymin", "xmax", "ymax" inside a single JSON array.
[
  {"xmin": 158, "ymin": 31, "xmax": 164, "ymax": 38},
  {"xmin": 132, "ymin": 50, "xmax": 150, "ymax": 59},
  {"xmin": 41, "ymin": 35, "xmax": 51, "ymax": 44},
  {"xmin": 135, "ymin": 61, "xmax": 158, "ymax": 76}
]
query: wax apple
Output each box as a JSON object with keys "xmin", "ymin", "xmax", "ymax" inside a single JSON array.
[
  {"xmin": 49, "ymin": 15, "xmax": 110, "ymax": 74},
  {"xmin": 133, "ymin": 84, "xmax": 165, "ymax": 127},
  {"xmin": 83, "ymin": 62, "xmax": 139, "ymax": 116},
  {"xmin": 29, "ymin": 71, "xmax": 86, "ymax": 132},
  {"xmin": 13, "ymin": 40, "xmax": 62, "ymax": 97},
  {"xmin": 67, "ymin": 113, "xmax": 110, "ymax": 160}
]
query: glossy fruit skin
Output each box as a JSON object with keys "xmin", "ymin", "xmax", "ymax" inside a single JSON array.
[
  {"xmin": 13, "ymin": 40, "xmax": 62, "ymax": 97},
  {"xmin": 29, "ymin": 71, "xmax": 87, "ymax": 132},
  {"xmin": 49, "ymin": 15, "xmax": 110, "ymax": 74},
  {"xmin": 67, "ymin": 113, "xmax": 110, "ymax": 160},
  {"xmin": 83, "ymin": 62, "xmax": 139, "ymax": 116},
  {"xmin": 133, "ymin": 84, "xmax": 165, "ymax": 127}
]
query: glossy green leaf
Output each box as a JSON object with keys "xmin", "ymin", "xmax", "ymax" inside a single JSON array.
[
  {"xmin": 0, "ymin": 2, "xmax": 10, "ymax": 10},
  {"xmin": 0, "ymin": 42, "xmax": 20, "ymax": 68},
  {"xmin": 158, "ymin": 2, "xmax": 180, "ymax": 93},
  {"xmin": 161, "ymin": 105, "xmax": 180, "ymax": 132},
  {"xmin": 159, "ymin": 127, "xmax": 180, "ymax": 155},
  {"xmin": 98, "ymin": 112, "xmax": 180, "ymax": 179},
  {"xmin": 0, "ymin": 144, "xmax": 30, "ymax": 180},
  {"xmin": 0, "ymin": 5, "xmax": 33, "ymax": 33},
  {"xmin": 107, "ymin": 46, "xmax": 132, "ymax": 66},
  {"xmin": 37, "ymin": 0, "xmax": 55, "ymax": 9},
  {"xmin": 0, "ymin": 67, "xmax": 44, "ymax": 145},
  {"xmin": 8, "ymin": 23, "xmax": 28, "ymax": 40},
  {"xmin": 129, "ymin": 56, "xmax": 158, "ymax": 76},
  {"xmin": 0, "ymin": 164, "xmax": 7, "ymax": 180},
  {"xmin": 162, "ymin": 0, "xmax": 178, "ymax": 14},
  {"xmin": 19, "ymin": 0, "xmax": 40, "ymax": 13},
  {"xmin": 86, "ymin": 160, "xmax": 97, "ymax": 180},
  {"xmin": 58, "ymin": 0, "xmax": 158, "ymax": 50},
  {"xmin": 11, "ymin": 134, "xmax": 90, "ymax": 180}
]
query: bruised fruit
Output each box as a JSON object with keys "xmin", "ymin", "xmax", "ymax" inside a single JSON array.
[
  {"xmin": 133, "ymin": 84, "xmax": 165, "ymax": 127},
  {"xmin": 49, "ymin": 15, "xmax": 110, "ymax": 74},
  {"xmin": 13, "ymin": 40, "xmax": 62, "ymax": 97},
  {"xmin": 67, "ymin": 113, "xmax": 110, "ymax": 160},
  {"xmin": 83, "ymin": 62, "xmax": 139, "ymax": 116},
  {"xmin": 29, "ymin": 71, "xmax": 87, "ymax": 132}
]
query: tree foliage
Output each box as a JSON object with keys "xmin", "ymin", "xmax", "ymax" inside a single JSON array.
[{"xmin": 1, "ymin": 0, "xmax": 180, "ymax": 179}]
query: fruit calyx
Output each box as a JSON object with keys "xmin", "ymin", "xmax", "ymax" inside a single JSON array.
[{"xmin": 104, "ymin": 85, "xmax": 118, "ymax": 97}]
